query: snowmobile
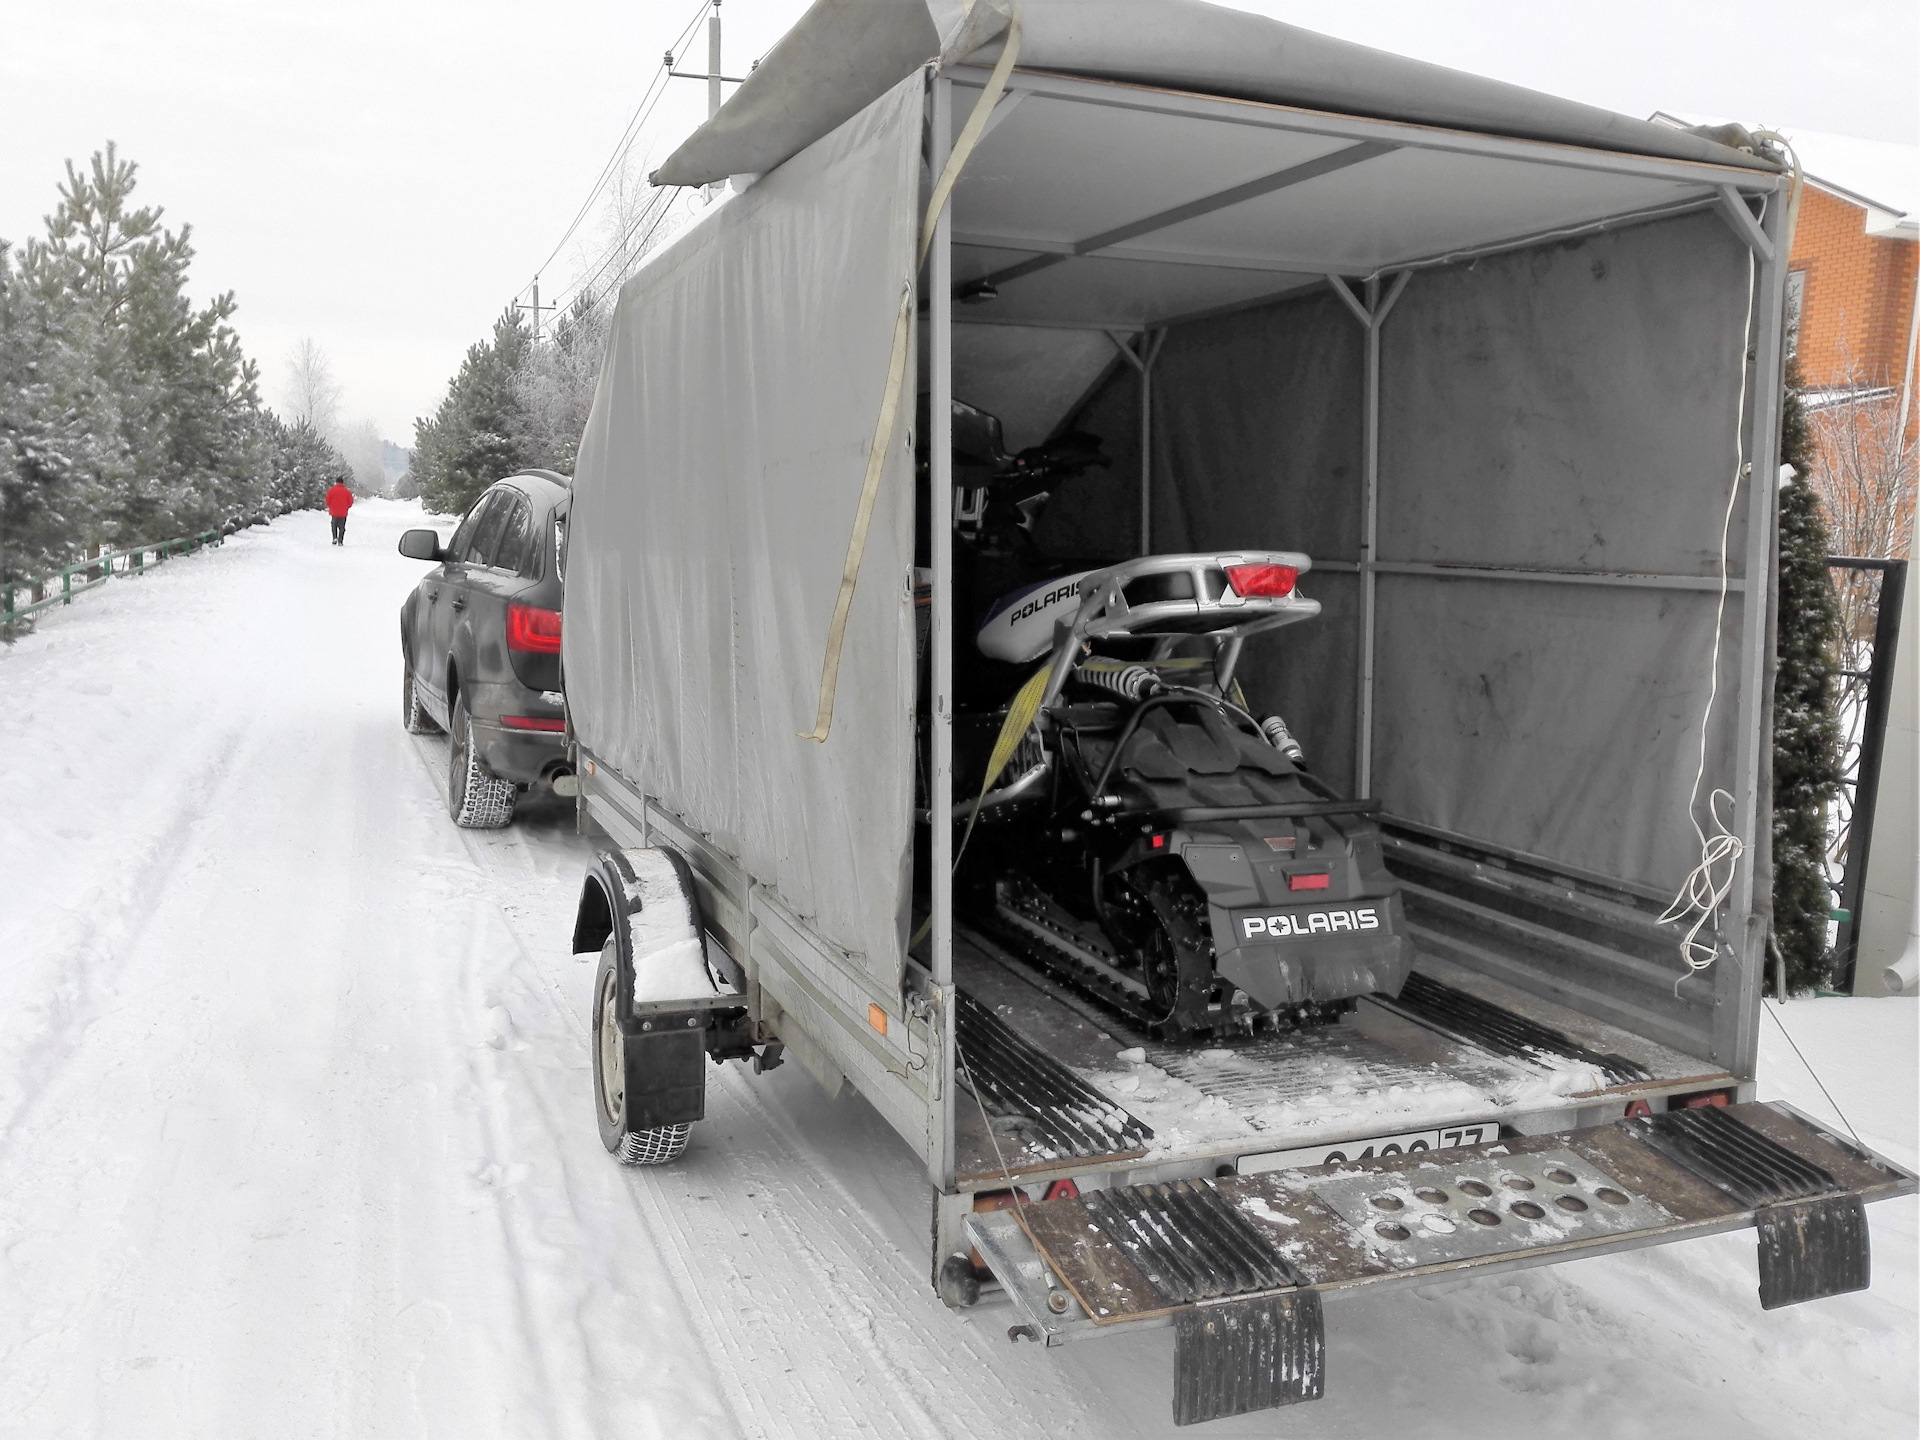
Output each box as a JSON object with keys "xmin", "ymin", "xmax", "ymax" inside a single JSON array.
[{"xmin": 919, "ymin": 403, "xmax": 1414, "ymax": 1040}]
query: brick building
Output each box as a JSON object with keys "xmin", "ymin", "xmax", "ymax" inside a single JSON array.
[
  {"xmin": 1650, "ymin": 115, "xmax": 1917, "ymax": 404},
  {"xmin": 1782, "ymin": 160, "xmax": 1916, "ymax": 393}
]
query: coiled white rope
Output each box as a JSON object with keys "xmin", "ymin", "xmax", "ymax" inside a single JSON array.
[
  {"xmin": 1658, "ymin": 132, "xmax": 1806, "ymax": 987},
  {"xmin": 1658, "ymin": 254, "xmax": 1758, "ymax": 983}
]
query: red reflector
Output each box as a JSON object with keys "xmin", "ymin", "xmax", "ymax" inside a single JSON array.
[
  {"xmin": 1043, "ymin": 1178, "xmax": 1080, "ymax": 1201},
  {"xmin": 500, "ymin": 715, "xmax": 566, "ymax": 732},
  {"xmin": 1624, "ymin": 1100, "xmax": 1653, "ymax": 1119},
  {"xmin": 1225, "ymin": 563, "xmax": 1298, "ymax": 598},
  {"xmin": 972, "ymin": 1189, "xmax": 1022, "ymax": 1213},
  {"xmin": 1678, "ymin": 1091, "xmax": 1731, "ymax": 1109},
  {"xmin": 507, "ymin": 603, "xmax": 563, "ymax": 654},
  {"xmin": 1288, "ymin": 872, "xmax": 1331, "ymax": 891}
]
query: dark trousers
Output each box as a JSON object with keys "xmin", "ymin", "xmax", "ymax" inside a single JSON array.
[{"xmin": 330, "ymin": 515, "xmax": 347, "ymax": 544}]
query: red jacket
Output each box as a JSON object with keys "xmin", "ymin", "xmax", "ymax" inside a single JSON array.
[{"xmin": 326, "ymin": 483, "xmax": 354, "ymax": 518}]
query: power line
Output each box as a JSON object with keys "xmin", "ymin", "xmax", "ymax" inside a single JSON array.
[
  {"xmin": 544, "ymin": 184, "xmax": 684, "ymax": 318},
  {"xmin": 520, "ymin": 0, "xmax": 712, "ymax": 301}
]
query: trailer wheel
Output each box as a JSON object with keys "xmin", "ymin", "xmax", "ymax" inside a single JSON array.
[
  {"xmin": 402, "ymin": 662, "xmax": 441, "ymax": 735},
  {"xmin": 592, "ymin": 942, "xmax": 692, "ymax": 1165},
  {"xmin": 449, "ymin": 691, "xmax": 516, "ymax": 828}
]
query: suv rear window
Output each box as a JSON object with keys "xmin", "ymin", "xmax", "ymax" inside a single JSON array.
[
  {"xmin": 495, "ymin": 498, "xmax": 535, "ymax": 576},
  {"xmin": 466, "ymin": 493, "xmax": 511, "ymax": 566},
  {"xmin": 448, "ymin": 494, "xmax": 492, "ymax": 560}
]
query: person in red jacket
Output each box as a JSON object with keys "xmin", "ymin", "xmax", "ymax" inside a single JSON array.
[{"xmin": 326, "ymin": 480, "xmax": 354, "ymax": 545}]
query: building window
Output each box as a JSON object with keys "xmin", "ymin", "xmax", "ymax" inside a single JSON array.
[{"xmin": 1785, "ymin": 270, "xmax": 1806, "ymax": 359}]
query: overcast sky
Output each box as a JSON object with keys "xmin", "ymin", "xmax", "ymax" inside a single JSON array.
[{"xmin": 4, "ymin": 0, "xmax": 1914, "ymax": 443}]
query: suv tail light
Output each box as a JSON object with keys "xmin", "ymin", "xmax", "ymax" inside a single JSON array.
[
  {"xmin": 507, "ymin": 603, "xmax": 563, "ymax": 654},
  {"xmin": 1225, "ymin": 563, "xmax": 1298, "ymax": 598}
]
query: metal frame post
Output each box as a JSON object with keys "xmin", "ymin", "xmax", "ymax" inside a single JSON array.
[
  {"xmin": 1328, "ymin": 271, "xmax": 1408, "ymax": 798},
  {"xmin": 928, "ymin": 72, "xmax": 958, "ymax": 1185},
  {"xmin": 1106, "ymin": 329, "xmax": 1167, "ymax": 553},
  {"xmin": 1718, "ymin": 191, "xmax": 1788, "ymax": 1072},
  {"xmin": 1358, "ymin": 275, "xmax": 1382, "ymax": 798}
]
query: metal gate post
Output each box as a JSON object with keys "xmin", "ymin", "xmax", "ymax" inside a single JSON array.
[
  {"xmin": 1831, "ymin": 557, "xmax": 1907, "ymax": 991},
  {"xmin": 928, "ymin": 70, "xmax": 958, "ymax": 1187}
]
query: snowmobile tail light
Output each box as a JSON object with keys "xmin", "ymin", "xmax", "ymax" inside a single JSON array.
[
  {"xmin": 507, "ymin": 602, "xmax": 564, "ymax": 653},
  {"xmin": 1225, "ymin": 563, "xmax": 1298, "ymax": 598},
  {"xmin": 1288, "ymin": 872, "xmax": 1331, "ymax": 891},
  {"xmin": 500, "ymin": 716, "xmax": 566, "ymax": 732},
  {"xmin": 1150, "ymin": 833, "xmax": 1166, "ymax": 849}
]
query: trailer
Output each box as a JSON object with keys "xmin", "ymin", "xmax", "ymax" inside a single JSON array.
[{"xmin": 559, "ymin": 1, "xmax": 1915, "ymax": 1424}]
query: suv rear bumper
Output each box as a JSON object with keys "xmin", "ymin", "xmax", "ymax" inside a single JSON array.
[{"xmin": 465, "ymin": 680, "xmax": 568, "ymax": 785}]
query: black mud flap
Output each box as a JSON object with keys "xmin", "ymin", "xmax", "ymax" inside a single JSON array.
[
  {"xmin": 1623, "ymin": 1104, "xmax": 1875, "ymax": 1309},
  {"xmin": 1173, "ymin": 1291, "xmax": 1324, "ymax": 1426},
  {"xmin": 1756, "ymin": 1196, "xmax": 1870, "ymax": 1309},
  {"xmin": 967, "ymin": 1101, "xmax": 1914, "ymax": 1427}
]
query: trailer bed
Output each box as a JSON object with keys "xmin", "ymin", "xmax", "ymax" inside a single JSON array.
[{"xmin": 952, "ymin": 926, "xmax": 1733, "ymax": 1190}]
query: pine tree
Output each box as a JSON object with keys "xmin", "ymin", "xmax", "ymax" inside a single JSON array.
[
  {"xmin": 1, "ymin": 145, "xmax": 268, "ymax": 582},
  {"xmin": 412, "ymin": 309, "xmax": 534, "ymax": 515},
  {"xmin": 261, "ymin": 413, "xmax": 352, "ymax": 514},
  {"xmin": 511, "ymin": 292, "xmax": 608, "ymax": 475},
  {"xmin": 1771, "ymin": 360, "xmax": 1845, "ymax": 993}
]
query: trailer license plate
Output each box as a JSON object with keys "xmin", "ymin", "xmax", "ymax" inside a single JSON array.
[{"xmin": 1238, "ymin": 1121, "xmax": 1501, "ymax": 1175}]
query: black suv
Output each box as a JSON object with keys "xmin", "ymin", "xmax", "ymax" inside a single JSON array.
[{"xmin": 398, "ymin": 471, "xmax": 571, "ymax": 827}]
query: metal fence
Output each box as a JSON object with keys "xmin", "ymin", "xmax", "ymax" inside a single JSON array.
[
  {"xmin": 1825, "ymin": 554, "xmax": 1907, "ymax": 991},
  {"xmin": 2, "ymin": 531, "xmax": 225, "ymax": 630}
]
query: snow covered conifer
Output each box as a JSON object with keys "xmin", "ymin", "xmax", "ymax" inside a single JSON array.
[{"xmin": 1771, "ymin": 362, "xmax": 1844, "ymax": 993}]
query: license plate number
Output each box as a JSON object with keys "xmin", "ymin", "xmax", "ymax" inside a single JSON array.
[{"xmin": 1238, "ymin": 1121, "xmax": 1501, "ymax": 1174}]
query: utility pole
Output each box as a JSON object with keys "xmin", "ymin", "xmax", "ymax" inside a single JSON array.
[
  {"xmin": 666, "ymin": 0, "xmax": 748, "ymax": 197},
  {"xmin": 515, "ymin": 276, "xmax": 556, "ymax": 341},
  {"xmin": 707, "ymin": 0, "xmax": 723, "ymax": 121}
]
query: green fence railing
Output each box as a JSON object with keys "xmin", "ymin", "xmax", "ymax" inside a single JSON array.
[{"xmin": 2, "ymin": 530, "xmax": 225, "ymax": 629}]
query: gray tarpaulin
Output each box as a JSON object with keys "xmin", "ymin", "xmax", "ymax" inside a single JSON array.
[
  {"xmin": 1047, "ymin": 211, "xmax": 1749, "ymax": 894},
  {"xmin": 654, "ymin": 0, "xmax": 1777, "ymax": 189},
  {"xmin": 1370, "ymin": 211, "xmax": 1750, "ymax": 890},
  {"xmin": 567, "ymin": 75, "xmax": 924, "ymax": 980}
]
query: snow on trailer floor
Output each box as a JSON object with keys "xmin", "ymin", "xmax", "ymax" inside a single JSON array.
[
  {"xmin": 0, "ymin": 502, "xmax": 1911, "ymax": 1439},
  {"xmin": 951, "ymin": 930, "xmax": 1732, "ymax": 1184}
]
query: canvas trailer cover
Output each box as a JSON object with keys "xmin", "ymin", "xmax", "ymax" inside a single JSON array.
[{"xmin": 565, "ymin": 0, "xmax": 1915, "ymax": 1424}]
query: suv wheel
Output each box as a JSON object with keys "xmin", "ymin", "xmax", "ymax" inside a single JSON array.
[
  {"xmin": 402, "ymin": 662, "xmax": 442, "ymax": 735},
  {"xmin": 448, "ymin": 690, "xmax": 517, "ymax": 828}
]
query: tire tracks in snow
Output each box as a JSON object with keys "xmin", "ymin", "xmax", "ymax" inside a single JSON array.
[
  {"xmin": 427, "ymin": 758, "xmax": 1104, "ymax": 1440},
  {"xmin": 0, "ymin": 715, "xmax": 248, "ymax": 1161}
]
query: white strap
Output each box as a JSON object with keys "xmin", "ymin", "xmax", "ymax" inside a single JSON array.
[{"xmin": 799, "ymin": 9, "xmax": 1024, "ymax": 742}]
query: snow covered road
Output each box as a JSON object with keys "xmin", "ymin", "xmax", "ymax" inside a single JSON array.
[{"xmin": 0, "ymin": 502, "xmax": 1914, "ymax": 1438}]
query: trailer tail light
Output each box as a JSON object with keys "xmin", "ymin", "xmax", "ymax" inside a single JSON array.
[
  {"xmin": 1225, "ymin": 563, "xmax": 1298, "ymax": 598},
  {"xmin": 507, "ymin": 603, "xmax": 563, "ymax": 653},
  {"xmin": 500, "ymin": 715, "xmax": 566, "ymax": 732},
  {"xmin": 1676, "ymin": 1090, "xmax": 1731, "ymax": 1109},
  {"xmin": 1288, "ymin": 872, "xmax": 1331, "ymax": 891},
  {"xmin": 970, "ymin": 1190, "xmax": 1024, "ymax": 1269}
]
